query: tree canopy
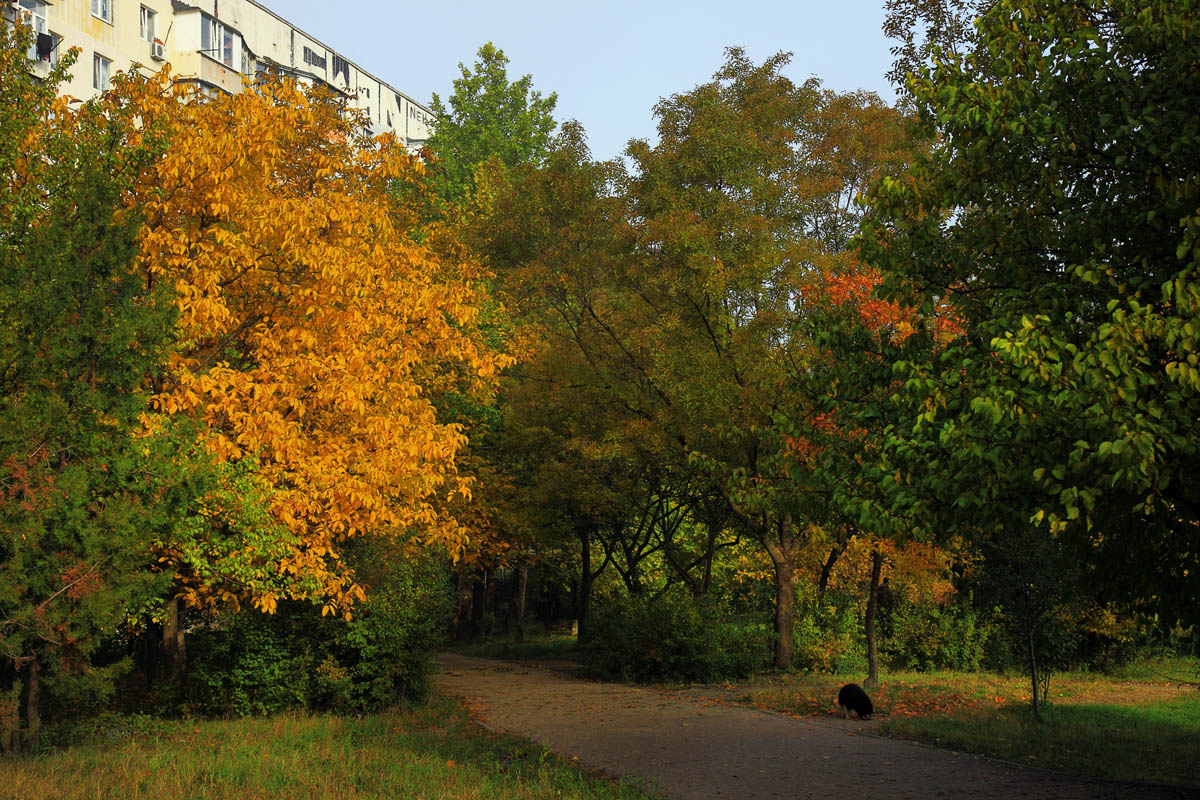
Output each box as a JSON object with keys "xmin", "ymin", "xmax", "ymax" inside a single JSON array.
[
  {"xmin": 126, "ymin": 76, "xmax": 507, "ymax": 617},
  {"xmin": 427, "ymin": 42, "xmax": 559, "ymax": 204},
  {"xmin": 480, "ymin": 50, "xmax": 914, "ymax": 666},
  {"xmin": 861, "ymin": 0, "xmax": 1200, "ymax": 628},
  {"xmin": 0, "ymin": 28, "xmax": 180, "ymax": 744}
]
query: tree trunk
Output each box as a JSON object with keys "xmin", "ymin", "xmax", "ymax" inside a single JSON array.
[
  {"xmin": 483, "ymin": 567, "xmax": 496, "ymax": 634},
  {"xmin": 578, "ymin": 522, "xmax": 593, "ymax": 642},
  {"xmin": 696, "ymin": 501, "xmax": 728, "ymax": 598},
  {"xmin": 452, "ymin": 568, "xmax": 472, "ymax": 641},
  {"xmin": 747, "ymin": 517, "xmax": 800, "ymax": 671},
  {"xmin": 1, "ymin": 658, "xmax": 17, "ymax": 754},
  {"xmin": 164, "ymin": 596, "xmax": 187, "ymax": 684},
  {"xmin": 771, "ymin": 556, "xmax": 796, "ymax": 669},
  {"xmin": 1028, "ymin": 622, "xmax": 1041, "ymax": 720},
  {"xmin": 698, "ymin": 537, "xmax": 714, "ymax": 598},
  {"xmin": 514, "ymin": 562, "xmax": 528, "ymax": 644},
  {"xmin": 817, "ymin": 542, "xmax": 846, "ymax": 604},
  {"xmin": 864, "ymin": 548, "xmax": 883, "ymax": 689},
  {"xmin": 470, "ymin": 572, "xmax": 486, "ymax": 638},
  {"xmin": 16, "ymin": 655, "xmax": 39, "ymax": 753}
]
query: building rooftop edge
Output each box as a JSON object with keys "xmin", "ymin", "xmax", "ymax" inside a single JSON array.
[{"xmin": 171, "ymin": 0, "xmax": 435, "ymax": 116}]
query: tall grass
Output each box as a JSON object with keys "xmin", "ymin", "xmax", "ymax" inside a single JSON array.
[{"xmin": 0, "ymin": 697, "xmax": 657, "ymax": 800}]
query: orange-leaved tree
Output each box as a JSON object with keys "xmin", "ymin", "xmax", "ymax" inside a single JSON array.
[{"xmin": 126, "ymin": 74, "xmax": 506, "ymax": 623}]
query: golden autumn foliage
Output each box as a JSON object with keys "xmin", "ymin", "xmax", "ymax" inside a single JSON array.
[{"xmin": 123, "ymin": 74, "xmax": 506, "ymax": 614}]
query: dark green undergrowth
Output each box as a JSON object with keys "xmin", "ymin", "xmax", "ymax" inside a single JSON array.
[
  {"xmin": 882, "ymin": 693, "xmax": 1200, "ymax": 789},
  {"xmin": 184, "ymin": 541, "xmax": 453, "ymax": 716},
  {"xmin": 449, "ymin": 633, "xmax": 581, "ymax": 662},
  {"xmin": 2, "ymin": 695, "xmax": 659, "ymax": 800},
  {"xmin": 580, "ymin": 591, "xmax": 771, "ymax": 683}
]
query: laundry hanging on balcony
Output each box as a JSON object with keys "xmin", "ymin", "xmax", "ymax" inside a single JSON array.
[{"xmin": 36, "ymin": 32, "xmax": 53, "ymax": 61}]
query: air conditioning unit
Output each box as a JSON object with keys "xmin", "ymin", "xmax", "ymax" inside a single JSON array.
[{"xmin": 151, "ymin": 40, "xmax": 165, "ymax": 61}]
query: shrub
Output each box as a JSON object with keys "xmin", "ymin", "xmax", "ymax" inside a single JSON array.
[
  {"xmin": 882, "ymin": 595, "xmax": 991, "ymax": 672},
  {"xmin": 188, "ymin": 541, "xmax": 452, "ymax": 715},
  {"xmin": 187, "ymin": 611, "xmax": 312, "ymax": 717},
  {"xmin": 787, "ymin": 578, "xmax": 994, "ymax": 674},
  {"xmin": 792, "ymin": 583, "xmax": 861, "ymax": 673},
  {"xmin": 581, "ymin": 590, "xmax": 769, "ymax": 683},
  {"xmin": 330, "ymin": 542, "xmax": 453, "ymax": 709},
  {"xmin": 717, "ymin": 617, "xmax": 774, "ymax": 678}
]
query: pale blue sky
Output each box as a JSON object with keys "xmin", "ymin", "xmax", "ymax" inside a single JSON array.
[{"xmin": 269, "ymin": 1, "xmax": 899, "ymax": 162}]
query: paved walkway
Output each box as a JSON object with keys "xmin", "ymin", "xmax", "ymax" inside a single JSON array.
[{"xmin": 434, "ymin": 654, "xmax": 1199, "ymax": 800}]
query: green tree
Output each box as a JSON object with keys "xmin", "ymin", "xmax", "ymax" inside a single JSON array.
[
  {"xmin": 476, "ymin": 121, "xmax": 629, "ymax": 636},
  {"xmin": 0, "ymin": 30, "xmax": 178, "ymax": 748},
  {"xmin": 422, "ymin": 43, "xmax": 559, "ymax": 633},
  {"xmin": 859, "ymin": 0, "xmax": 1200, "ymax": 698},
  {"xmin": 427, "ymin": 43, "xmax": 559, "ymax": 204},
  {"xmin": 882, "ymin": 0, "xmax": 984, "ymax": 94},
  {"xmin": 619, "ymin": 54, "xmax": 913, "ymax": 668},
  {"xmin": 481, "ymin": 123, "xmax": 736, "ymax": 638},
  {"xmin": 483, "ymin": 53, "xmax": 912, "ymax": 668}
]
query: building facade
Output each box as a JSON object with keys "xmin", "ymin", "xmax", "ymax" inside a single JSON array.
[{"xmin": 7, "ymin": 0, "xmax": 434, "ymax": 150}]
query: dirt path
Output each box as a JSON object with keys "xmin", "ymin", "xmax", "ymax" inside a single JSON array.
[{"xmin": 435, "ymin": 654, "xmax": 1198, "ymax": 800}]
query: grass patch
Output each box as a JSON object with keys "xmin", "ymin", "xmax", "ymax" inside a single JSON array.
[
  {"xmin": 0, "ymin": 695, "xmax": 657, "ymax": 800},
  {"xmin": 883, "ymin": 694, "xmax": 1200, "ymax": 788},
  {"xmin": 722, "ymin": 656, "xmax": 1200, "ymax": 789},
  {"xmin": 732, "ymin": 670, "xmax": 1019, "ymax": 719},
  {"xmin": 1109, "ymin": 654, "xmax": 1200, "ymax": 685},
  {"xmin": 448, "ymin": 633, "xmax": 580, "ymax": 663}
]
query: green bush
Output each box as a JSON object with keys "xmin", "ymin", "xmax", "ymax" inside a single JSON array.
[
  {"xmin": 792, "ymin": 583, "xmax": 862, "ymax": 673},
  {"xmin": 187, "ymin": 610, "xmax": 313, "ymax": 717},
  {"xmin": 787, "ymin": 579, "xmax": 994, "ymax": 674},
  {"xmin": 717, "ymin": 617, "xmax": 774, "ymax": 677},
  {"xmin": 188, "ymin": 542, "xmax": 452, "ymax": 715},
  {"xmin": 38, "ymin": 657, "xmax": 138, "ymax": 727},
  {"xmin": 330, "ymin": 542, "xmax": 454, "ymax": 709},
  {"xmin": 882, "ymin": 595, "xmax": 992, "ymax": 672},
  {"xmin": 580, "ymin": 590, "xmax": 769, "ymax": 683}
]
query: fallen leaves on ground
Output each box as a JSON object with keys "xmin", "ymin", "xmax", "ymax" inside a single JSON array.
[{"xmin": 729, "ymin": 682, "xmax": 1008, "ymax": 720}]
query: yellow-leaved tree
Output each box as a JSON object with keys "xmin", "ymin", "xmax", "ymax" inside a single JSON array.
[{"xmin": 126, "ymin": 74, "xmax": 505, "ymax": 629}]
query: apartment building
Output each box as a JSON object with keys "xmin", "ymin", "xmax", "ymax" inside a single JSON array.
[{"xmin": 7, "ymin": 0, "xmax": 434, "ymax": 150}]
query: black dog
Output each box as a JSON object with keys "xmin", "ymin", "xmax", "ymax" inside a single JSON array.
[{"xmin": 837, "ymin": 683, "xmax": 873, "ymax": 720}]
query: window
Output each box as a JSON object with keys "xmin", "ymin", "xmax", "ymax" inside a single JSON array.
[
  {"xmin": 93, "ymin": 53, "xmax": 111, "ymax": 91},
  {"xmin": 139, "ymin": 6, "xmax": 156, "ymax": 42},
  {"xmin": 200, "ymin": 14, "xmax": 238, "ymax": 69},
  {"xmin": 302, "ymin": 46, "xmax": 326, "ymax": 71},
  {"xmin": 200, "ymin": 17, "xmax": 215, "ymax": 58},
  {"xmin": 11, "ymin": 1, "xmax": 48, "ymax": 60},
  {"xmin": 331, "ymin": 54, "xmax": 349, "ymax": 84},
  {"xmin": 41, "ymin": 31, "xmax": 61, "ymax": 63},
  {"xmin": 91, "ymin": 0, "xmax": 112, "ymax": 24}
]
